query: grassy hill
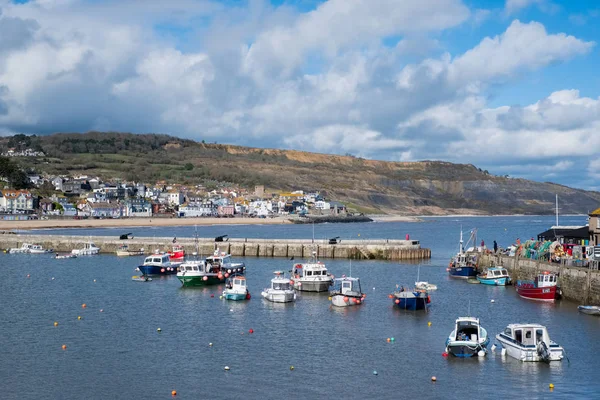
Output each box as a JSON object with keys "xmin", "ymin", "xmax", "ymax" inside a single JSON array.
[{"xmin": 2, "ymin": 132, "xmax": 599, "ymax": 215}]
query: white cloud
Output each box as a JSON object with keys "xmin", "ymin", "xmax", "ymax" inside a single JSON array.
[
  {"xmin": 505, "ymin": 0, "xmax": 558, "ymax": 15},
  {"xmin": 588, "ymin": 159, "xmax": 600, "ymax": 179}
]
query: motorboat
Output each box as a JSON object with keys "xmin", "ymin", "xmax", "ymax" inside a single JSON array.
[
  {"xmin": 515, "ymin": 271, "xmax": 561, "ymax": 302},
  {"xmin": 177, "ymin": 249, "xmax": 245, "ymax": 287},
  {"xmin": 29, "ymin": 244, "xmax": 53, "ymax": 254},
  {"xmin": 477, "ymin": 266, "xmax": 512, "ymax": 286},
  {"xmin": 8, "ymin": 243, "xmax": 34, "ymax": 254},
  {"xmin": 445, "ymin": 317, "xmax": 489, "ymax": 357},
  {"xmin": 291, "ymin": 251, "xmax": 333, "ymax": 292},
  {"xmin": 415, "ymin": 282, "xmax": 438, "ymax": 291},
  {"xmin": 71, "ymin": 242, "xmax": 100, "ymax": 256},
  {"xmin": 138, "ymin": 253, "xmax": 176, "ymax": 276},
  {"xmin": 55, "ymin": 253, "xmax": 77, "ymax": 259},
  {"xmin": 167, "ymin": 243, "xmax": 185, "ymax": 261},
  {"xmin": 222, "ymin": 275, "xmax": 251, "ymax": 301},
  {"xmin": 448, "ymin": 229, "xmax": 479, "ymax": 278},
  {"xmin": 495, "ymin": 323, "xmax": 565, "ymax": 362},
  {"xmin": 261, "ymin": 271, "xmax": 296, "ymax": 303},
  {"xmin": 329, "ymin": 277, "xmax": 365, "ymax": 307},
  {"xmin": 391, "ymin": 286, "xmax": 430, "ymax": 310},
  {"xmin": 116, "ymin": 244, "xmax": 145, "ymax": 257},
  {"xmin": 578, "ymin": 305, "xmax": 600, "ymax": 316}
]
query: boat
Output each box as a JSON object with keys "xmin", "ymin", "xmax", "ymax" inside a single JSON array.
[
  {"xmin": 330, "ymin": 277, "xmax": 365, "ymax": 307},
  {"xmin": 578, "ymin": 305, "xmax": 600, "ymax": 315},
  {"xmin": 261, "ymin": 271, "xmax": 296, "ymax": 303},
  {"xmin": 515, "ymin": 271, "xmax": 562, "ymax": 302},
  {"xmin": 116, "ymin": 244, "xmax": 145, "ymax": 257},
  {"xmin": 8, "ymin": 243, "xmax": 34, "ymax": 254},
  {"xmin": 445, "ymin": 317, "xmax": 489, "ymax": 357},
  {"xmin": 177, "ymin": 248, "xmax": 245, "ymax": 287},
  {"xmin": 391, "ymin": 286, "xmax": 430, "ymax": 310},
  {"xmin": 291, "ymin": 251, "xmax": 333, "ymax": 292},
  {"xmin": 495, "ymin": 323, "xmax": 565, "ymax": 362},
  {"xmin": 448, "ymin": 229, "xmax": 479, "ymax": 279},
  {"xmin": 138, "ymin": 253, "xmax": 177, "ymax": 276},
  {"xmin": 55, "ymin": 253, "xmax": 77, "ymax": 259},
  {"xmin": 71, "ymin": 242, "xmax": 100, "ymax": 256},
  {"xmin": 222, "ymin": 275, "xmax": 251, "ymax": 301},
  {"xmin": 167, "ymin": 243, "xmax": 185, "ymax": 261},
  {"xmin": 415, "ymin": 282, "xmax": 437, "ymax": 291},
  {"xmin": 132, "ymin": 275, "xmax": 153, "ymax": 282},
  {"xmin": 29, "ymin": 244, "xmax": 53, "ymax": 254},
  {"xmin": 477, "ymin": 266, "xmax": 512, "ymax": 286}
]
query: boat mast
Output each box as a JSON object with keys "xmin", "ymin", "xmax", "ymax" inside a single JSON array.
[
  {"xmin": 555, "ymin": 194, "xmax": 559, "ymax": 227},
  {"xmin": 459, "ymin": 227, "xmax": 464, "ymax": 254}
]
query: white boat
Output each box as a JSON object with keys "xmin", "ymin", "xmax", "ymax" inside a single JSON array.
[
  {"xmin": 291, "ymin": 251, "xmax": 333, "ymax": 292},
  {"xmin": 445, "ymin": 317, "xmax": 489, "ymax": 358},
  {"xmin": 138, "ymin": 253, "xmax": 176, "ymax": 275},
  {"xmin": 330, "ymin": 277, "xmax": 365, "ymax": 307},
  {"xmin": 71, "ymin": 242, "xmax": 100, "ymax": 256},
  {"xmin": 578, "ymin": 305, "xmax": 600, "ymax": 316},
  {"xmin": 29, "ymin": 244, "xmax": 53, "ymax": 254},
  {"xmin": 116, "ymin": 244, "xmax": 145, "ymax": 257},
  {"xmin": 8, "ymin": 243, "xmax": 34, "ymax": 254},
  {"xmin": 261, "ymin": 271, "xmax": 296, "ymax": 303},
  {"xmin": 222, "ymin": 275, "xmax": 250, "ymax": 301},
  {"xmin": 477, "ymin": 266, "xmax": 512, "ymax": 286},
  {"xmin": 177, "ymin": 248, "xmax": 246, "ymax": 287},
  {"xmin": 415, "ymin": 282, "xmax": 437, "ymax": 291},
  {"xmin": 495, "ymin": 323, "xmax": 565, "ymax": 362},
  {"xmin": 55, "ymin": 253, "xmax": 77, "ymax": 259}
]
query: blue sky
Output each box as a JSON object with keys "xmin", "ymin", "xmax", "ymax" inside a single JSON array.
[{"xmin": 1, "ymin": 0, "xmax": 599, "ymax": 190}]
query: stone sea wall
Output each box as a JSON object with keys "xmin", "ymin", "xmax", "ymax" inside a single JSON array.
[
  {"xmin": 481, "ymin": 253, "xmax": 600, "ymax": 305},
  {"xmin": 0, "ymin": 234, "xmax": 431, "ymax": 261}
]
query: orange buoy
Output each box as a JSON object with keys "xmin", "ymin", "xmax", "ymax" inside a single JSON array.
[
  {"xmin": 82, "ymin": 303, "xmax": 87, "ymax": 308},
  {"xmin": 161, "ymin": 268, "xmax": 165, "ymax": 273},
  {"xmin": 249, "ymin": 329, "xmax": 254, "ymax": 334},
  {"xmin": 395, "ymin": 299, "xmax": 400, "ymax": 304},
  {"xmin": 386, "ymin": 338, "xmax": 391, "ymax": 343},
  {"xmin": 172, "ymin": 390, "xmax": 177, "ymax": 396},
  {"xmin": 224, "ymin": 273, "xmax": 229, "ymax": 278},
  {"xmin": 388, "ymin": 294, "xmax": 393, "ymax": 299},
  {"xmin": 356, "ymin": 299, "xmax": 361, "ymax": 304},
  {"xmin": 343, "ymin": 296, "xmax": 349, "ymax": 302},
  {"xmin": 203, "ymin": 276, "xmax": 208, "ymax": 281},
  {"xmin": 62, "ymin": 344, "xmax": 67, "ymax": 350}
]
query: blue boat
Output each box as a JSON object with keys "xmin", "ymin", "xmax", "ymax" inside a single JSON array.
[
  {"xmin": 222, "ymin": 275, "xmax": 250, "ymax": 301},
  {"xmin": 445, "ymin": 317, "xmax": 489, "ymax": 358},
  {"xmin": 477, "ymin": 267, "xmax": 512, "ymax": 285},
  {"xmin": 138, "ymin": 253, "xmax": 178, "ymax": 276},
  {"xmin": 391, "ymin": 287, "xmax": 430, "ymax": 310},
  {"xmin": 448, "ymin": 229, "xmax": 479, "ymax": 279}
]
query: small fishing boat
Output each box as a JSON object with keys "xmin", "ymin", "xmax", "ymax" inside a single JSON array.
[
  {"xmin": 71, "ymin": 242, "xmax": 100, "ymax": 256},
  {"xmin": 330, "ymin": 277, "xmax": 365, "ymax": 307},
  {"xmin": 578, "ymin": 305, "xmax": 600, "ymax": 316},
  {"xmin": 55, "ymin": 253, "xmax": 77, "ymax": 259},
  {"xmin": 391, "ymin": 286, "xmax": 430, "ymax": 310},
  {"xmin": 138, "ymin": 253, "xmax": 177, "ymax": 276},
  {"xmin": 8, "ymin": 243, "xmax": 34, "ymax": 254},
  {"xmin": 496, "ymin": 323, "xmax": 565, "ymax": 362},
  {"xmin": 29, "ymin": 244, "xmax": 53, "ymax": 254},
  {"xmin": 177, "ymin": 248, "xmax": 246, "ymax": 287},
  {"xmin": 116, "ymin": 244, "xmax": 145, "ymax": 257},
  {"xmin": 515, "ymin": 271, "xmax": 561, "ymax": 302},
  {"xmin": 261, "ymin": 271, "xmax": 296, "ymax": 303},
  {"xmin": 291, "ymin": 251, "xmax": 333, "ymax": 292},
  {"xmin": 445, "ymin": 317, "xmax": 489, "ymax": 357},
  {"xmin": 448, "ymin": 229, "xmax": 479, "ymax": 279},
  {"xmin": 222, "ymin": 275, "xmax": 251, "ymax": 301},
  {"xmin": 415, "ymin": 282, "xmax": 438, "ymax": 291},
  {"xmin": 477, "ymin": 266, "xmax": 512, "ymax": 286},
  {"xmin": 167, "ymin": 243, "xmax": 185, "ymax": 261}
]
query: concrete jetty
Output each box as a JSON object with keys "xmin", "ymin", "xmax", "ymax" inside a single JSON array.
[{"xmin": 0, "ymin": 235, "xmax": 431, "ymax": 261}]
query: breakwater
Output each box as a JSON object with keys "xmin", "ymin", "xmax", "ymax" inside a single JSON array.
[
  {"xmin": 0, "ymin": 235, "xmax": 431, "ymax": 261},
  {"xmin": 481, "ymin": 253, "xmax": 600, "ymax": 305}
]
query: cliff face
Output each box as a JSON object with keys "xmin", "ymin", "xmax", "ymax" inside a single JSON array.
[{"xmin": 3, "ymin": 132, "xmax": 599, "ymax": 215}]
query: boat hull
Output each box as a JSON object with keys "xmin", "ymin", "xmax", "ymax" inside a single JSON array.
[
  {"xmin": 261, "ymin": 291, "xmax": 296, "ymax": 303},
  {"xmin": 496, "ymin": 334, "xmax": 564, "ymax": 362},
  {"xmin": 177, "ymin": 274, "xmax": 224, "ymax": 286},
  {"xmin": 515, "ymin": 283, "xmax": 559, "ymax": 302},
  {"xmin": 578, "ymin": 306, "xmax": 600, "ymax": 315},
  {"xmin": 223, "ymin": 292, "xmax": 249, "ymax": 301},
  {"xmin": 393, "ymin": 294, "xmax": 430, "ymax": 311},
  {"xmin": 293, "ymin": 280, "xmax": 332, "ymax": 292},
  {"xmin": 139, "ymin": 265, "xmax": 178, "ymax": 276},
  {"xmin": 331, "ymin": 294, "xmax": 363, "ymax": 307},
  {"xmin": 448, "ymin": 266, "xmax": 478, "ymax": 278},
  {"xmin": 446, "ymin": 341, "xmax": 487, "ymax": 358},
  {"xmin": 477, "ymin": 277, "xmax": 511, "ymax": 286},
  {"xmin": 117, "ymin": 250, "xmax": 144, "ymax": 257}
]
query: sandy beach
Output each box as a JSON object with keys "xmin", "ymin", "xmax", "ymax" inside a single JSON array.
[{"xmin": 0, "ymin": 216, "xmax": 293, "ymax": 231}]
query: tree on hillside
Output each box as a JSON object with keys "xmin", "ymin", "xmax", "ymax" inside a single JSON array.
[{"xmin": 0, "ymin": 156, "xmax": 32, "ymax": 189}]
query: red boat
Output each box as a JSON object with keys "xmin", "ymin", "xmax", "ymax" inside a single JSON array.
[
  {"xmin": 168, "ymin": 244, "xmax": 185, "ymax": 261},
  {"xmin": 515, "ymin": 271, "xmax": 561, "ymax": 302}
]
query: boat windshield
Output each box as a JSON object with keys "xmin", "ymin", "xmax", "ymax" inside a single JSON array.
[
  {"xmin": 273, "ymin": 282, "xmax": 291, "ymax": 290},
  {"xmin": 234, "ymin": 279, "xmax": 245, "ymax": 287},
  {"xmin": 455, "ymin": 320, "xmax": 479, "ymax": 341}
]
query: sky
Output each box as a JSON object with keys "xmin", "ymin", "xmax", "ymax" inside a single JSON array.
[{"xmin": 0, "ymin": 0, "xmax": 599, "ymax": 189}]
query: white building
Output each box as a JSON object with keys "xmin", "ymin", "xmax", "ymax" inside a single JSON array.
[
  {"xmin": 248, "ymin": 200, "xmax": 273, "ymax": 216},
  {"xmin": 0, "ymin": 190, "xmax": 35, "ymax": 212}
]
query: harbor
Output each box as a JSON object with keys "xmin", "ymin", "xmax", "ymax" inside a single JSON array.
[{"xmin": 0, "ymin": 234, "xmax": 431, "ymax": 260}]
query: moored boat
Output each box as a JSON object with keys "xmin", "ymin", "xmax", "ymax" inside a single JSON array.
[
  {"xmin": 445, "ymin": 317, "xmax": 489, "ymax": 357},
  {"xmin": 415, "ymin": 282, "xmax": 437, "ymax": 291},
  {"xmin": 330, "ymin": 277, "xmax": 365, "ymax": 307},
  {"xmin": 8, "ymin": 243, "xmax": 34, "ymax": 254},
  {"xmin": 29, "ymin": 244, "xmax": 53, "ymax": 254},
  {"xmin": 167, "ymin": 243, "xmax": 185, "ymax": 261},
  {"xmin": 495, "ymin": 323, "xmax": 565, "ymax": 362},
  {"xmin": 578, "ymin": 305, "xmax": 600, "ymax": 316},
  {"xmin": 391, "ymin": 286, "xmax": 430, "ymax": 310},
  {"xmin": 477, "ymin": 266, "xmax": 512, "ymax": 286},
  {"xmin": 177, "ymin": 249, "xmax": 245, "ymax": 287},
  {"xmin": 448, "ymin": 229, "xmax": 479, "ymax": 279},
  {"xmin": 116, "ymin": 244, "xmax": 145, "ymax": 257},
  {"xmin": 55, "ymin": 253, "xmax": 77, "ymax": 259},
  {"xmin": 291, "ymin": 251, "xmax": 333, "ymax": 292},
  {"xmin": 515, "ymin": 271, "xmax": 561, "ymax": 302},
  {"xmin": 222, "ymin": 275, "xmax": 251, "ymax": 301},
  {"xmin": 138, "ymin": 253, "xmax": 177, "ymax": 276},
  {"xmin": 71, "ymin": 242, "xmax": 100, "ymax": 256},
  {"xmin": 261, "ymin": 271, "xmax": 296, "ymax": 303}
]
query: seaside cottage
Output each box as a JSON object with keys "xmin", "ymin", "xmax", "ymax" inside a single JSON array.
[{"xmin": 0, "ymin": 189, "xmax": 35, "ymax": 213}]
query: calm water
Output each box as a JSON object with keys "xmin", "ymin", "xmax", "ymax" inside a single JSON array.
[{"xmin": 3, "ymin": 216, "xmax": 599, "ymax": 399}]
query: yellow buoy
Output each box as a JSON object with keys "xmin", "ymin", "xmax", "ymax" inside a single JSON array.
[
  {"xmin": 549, "ymin": 383, "xmax": 554, "ymax": 389},
  {"xmin": 290, "ymin": 366, "xmax": 294, "ymax": 371},
  {"xmin": 328, "ymin": 297, "xmax": 332, "ymax": 301},
  {"xmin": 54, "ymin": 322, "xmax": 58, "ymax": 327},
  {"xmin": 157, "ymin": 328, "xmax": 162, "ymax": 332},
  {"xmin": 428, "ymin": 322, "xmax": 432, "ymax": 327},
  {"xmin": 77, "ymin": 316, "xmax": 82, "ymax": 320}
]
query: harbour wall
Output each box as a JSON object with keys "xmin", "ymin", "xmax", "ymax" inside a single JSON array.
[
  {"xmin": 481, "ymin": 253, "xmax": 600, "ymax": 305},
  {"xmin": 0, "ymin": 235, "xmax": 431, "ymax": 261}
]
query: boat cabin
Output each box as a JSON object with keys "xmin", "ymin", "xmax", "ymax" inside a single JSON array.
[
  {"xmin": 143, "ymin": 254, "xmax": 171, "ymax": 266},
  {"xmin": 271, "ymin": 272, "xmax": 291, "ymax": 290},
  {"xmin": 332, "ymin": 277, "xmax": 361, "ymax": 295},
  {"xmin": 535, "ymin": 271, "xmax": 558, "ymax": 288},
  {"xmin": 293, "ymin": 262, "xmax": 329, "ymax": 278},
  {"xmin": 178, "ymin": 261, "xmax": 205, "ymax": 273},
  {"xmin": 453, "ymin": 317, "xmax": 481, "ymax": 342},
  {"xmin": 227, "ymin": 276, "xmax": 247, "ymax": 289},
  {"xmin": 500, "ymin": 324, "xmax": 550, "ymax": 347},
  {"xmin": 483, "ymin": 267, "xmax": 509, "ymax": 278}
]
